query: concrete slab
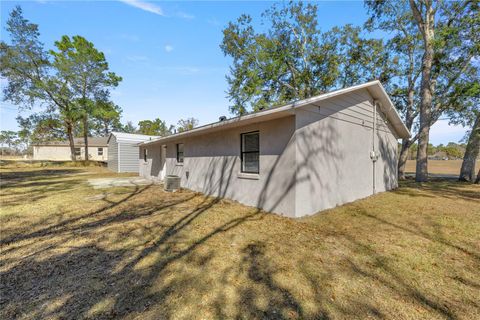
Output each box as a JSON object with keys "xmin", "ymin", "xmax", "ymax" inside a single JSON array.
[{"xmin": 88, "ymin": 177, "xmax": 154, "ymax": 189}]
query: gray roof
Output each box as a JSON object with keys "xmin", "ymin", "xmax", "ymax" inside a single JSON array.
[
  {"xmin": 33, "ymin": 136, "xmax": 109, "ymax": 147},
  {"xmin": 107, "ymin": 132, "xmax": 159, "ymax": 144},
  {"xmin": 142, "ymin": 81, "xmax": 410, "ymax": 147}
]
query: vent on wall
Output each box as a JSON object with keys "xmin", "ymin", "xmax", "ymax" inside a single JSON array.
[{"xmin": 219, "ymin": 116, "xmax": 227, "ymax": 121}]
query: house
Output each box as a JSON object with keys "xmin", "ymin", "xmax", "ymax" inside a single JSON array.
[
  {"xmin": 139, "ymin": 81, "xmax": 410, "ymax": 218},
  {"xmin": 32, "ymin": 137, "xmax": 108, "ymax": 161},
  {"xmin": 107, "ymin": 132, "xmax": 158, "ymax": 173}
]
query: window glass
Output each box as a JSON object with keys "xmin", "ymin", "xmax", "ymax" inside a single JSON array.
[
  {"xmin": 98, "ymin": 148, "xmax": 103, "ymax": 156},
  {"xmin": 143, "ymin": 148, "xmax": 147, "ymax": 162},
  {"xmin": 74, "ymin": 148, "xmax": 81, "ymax": 156},
  {"xmin": 177, "ymin": 143, "xmax": 184, "ymax": 163},
  {"xmin": 241, "ymin": 132, "xmax": 259, "ymax": 173}
]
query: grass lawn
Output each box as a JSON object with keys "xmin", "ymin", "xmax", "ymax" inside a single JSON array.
[{"xmin": 1, "ymin": 162, "xmax": 479, "ymax": 319}]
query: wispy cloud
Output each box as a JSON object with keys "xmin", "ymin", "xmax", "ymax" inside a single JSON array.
[
  {"xmin": 207, "ymin": 17, "xmax": 221, "ymax": 27},
  {"xmin": 119, "ymin": 0, "xmax": 163, "ymax": 16},
  {"xmin": 164, "ymin": 45, "xmax": 174, "ymax": 53},
  {"xmin": 176, "ymin": 11, "xmax": 195, "ymax": 20}
]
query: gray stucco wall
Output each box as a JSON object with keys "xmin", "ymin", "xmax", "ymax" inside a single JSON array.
[
  {"xmin": 142, "ymin": 116, "xmax": 297, "ymax": 217},
  {"xmin": 139, "ymin": 89, "xmax": 399, "ymax": 217},
  {"xmin": 294, "ymin": 88, "xmax": 398, "ymax": 217}
]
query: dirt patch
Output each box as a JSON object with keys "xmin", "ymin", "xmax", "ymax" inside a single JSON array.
[{"xmin": 88, "ymin": 177, "xmax": 155, "ymax": 189}]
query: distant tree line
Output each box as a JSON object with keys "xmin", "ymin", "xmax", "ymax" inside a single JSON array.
[
  {"xmin": 121, "ymin": 117, "xmax": 199, "ymax": 136},
  {"xmin": 401, "ymin": 142, "xmax": 468, "ymax": 161}
]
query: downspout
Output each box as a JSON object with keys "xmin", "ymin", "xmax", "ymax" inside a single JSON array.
[{"xmin": 371, "ymin": 100, "xmax": 379, "ymax": 194}]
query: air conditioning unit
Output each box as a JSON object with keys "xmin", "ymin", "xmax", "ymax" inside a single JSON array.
[{"xmin": 164, "ymin": 175, "xmax": 181, "ymax": 191}]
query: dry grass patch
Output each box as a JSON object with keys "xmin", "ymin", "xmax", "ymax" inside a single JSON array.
[
  {"xmin": 405, "ymin": 159, "xmax": 480, "ymax": 176},
  {"xmin": 1, "ymin": 164, "xmax": 479, "ymax": 319}
]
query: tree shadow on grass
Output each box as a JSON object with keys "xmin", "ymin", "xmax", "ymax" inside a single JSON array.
[
  {"xmin": 0, "ymin": 193, "xmax": 268, "ymax": 319},
  {"xmin": 397, "ymin": 178, "xmax": 480, "ymax": 202},
  {"xmin": 341, "ymin": 234, "xmax": 459, "ymax": 320},
  {"xmin": 233, "ymin": 241, "xmax": 305, "ymax": 320},
  {"xmin": 0, "ymin": 169, "xmax": 83, "ymax": 186},
  {"xmin": 353, "ymin": 207, "xmax": 480, "ymax": 263}
]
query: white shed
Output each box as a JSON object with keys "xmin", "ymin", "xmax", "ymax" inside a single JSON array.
[{"xmin": 107, "ymin": 132, "xmax": 158, "ymax": 173}]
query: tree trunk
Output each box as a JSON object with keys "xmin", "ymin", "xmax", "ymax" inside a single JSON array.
[
  {"xmin": 66, "ymin": 122, "xmax": 76, "ymax": 161},
  {"xmin": 459, "ymin": 113, "xmax": 480, "ymax": 182},
  {"xmin": 398, "ymin": 139, "xmax": 412, "ymax": 180},
  {"xmin": 475, "ymin": 169, "xmax": 480, "ymax": 184},
  {"xmin": 83, "ymin": 116, "xmax": 89, "ymax": 161},
  {"xmin": 410, "ymin": 0, "xmax": 435, "ymax": 182}
]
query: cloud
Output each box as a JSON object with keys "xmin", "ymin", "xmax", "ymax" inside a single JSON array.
[
  {"xmin": 176, "ymin": 11, "xmax": 195, "ymax": 20},
  {"xmin": 164, "ymin": 45, "xmax": 174, "ymax": 53},
  {"xmin": 119, "ymin": 0, "xmax": 163, "ymax": 16},
  {"xmin": 207, "ymin": 17, "xmax": 221, "ymax": 27}
]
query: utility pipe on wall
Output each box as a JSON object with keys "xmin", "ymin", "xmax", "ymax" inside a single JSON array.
[{"xmin": 371, "ymin": 100, "xmax": 379, "ymax": 194}]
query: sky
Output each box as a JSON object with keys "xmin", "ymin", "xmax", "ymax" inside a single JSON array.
[{"xmin": 0, "ymin": 0, "xmax": 468, "ymax": 145}]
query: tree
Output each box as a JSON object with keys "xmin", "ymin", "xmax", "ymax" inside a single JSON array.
[
  {"xmin": 138, "ymin": 118, "xmax": 174, "ymax": 136},
  {"xmin": 50, "ymin": 35, "xmax": 121, "ymax": 160},
  {"xmin": 221, "ymin": 1, "xmax": 389, "ymax": 115},
  {"xmin": 447, "ymin": 98, "xmax": 480, "ymax": 181},
  {"xmin": 17, "ymin": 112, "xmax": 65, "ymax": 143},
  {"xmin": 366, "ymin": 0, "xmax": 480, "ymax": 181},
  {"xmin": 122, "ymin": 121, "xmax": 137, "ymax": 134},
  {"xmin": 0, "ymin": 6, "xmax": 79, "ymax": 160},
  {"xmin": 90, "ymin": 100, "xmax": 123, "ymax": 135},
  {"xmin": 459, "ymin": 114, "xmax": 480, "ymax": 181},
  {"xmin": 177, "ymin": 118, "xmax": 198, "ymax": 133},
  {"xmin": 365, "ymin": 0, "xmax": 423, "ymax": 179},
  {"xmin": 0, "ymin": 131, "xmax": 18, "ymax": 155}
]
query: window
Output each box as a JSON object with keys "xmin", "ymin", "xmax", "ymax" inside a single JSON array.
[
  {"xmin": 176, "ymin": 143, "xmax": 184, "ymax": 163},
  {"xmin": 74, "ymin": 148, "xmax": 81, "ymax": 157},
  {"xmin": 98, "ymin": 148, "xmax": 103, "ymax": 156},
  {"xmin": 241, "ymin": 131, "xmax": 259, "ymax": 173},
  {"xmin": 143, "ymin": 148, "xmax": 147, "ymax": 162}
]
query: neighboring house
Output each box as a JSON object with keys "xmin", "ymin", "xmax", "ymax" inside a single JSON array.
[
  {"xmin": 107, "ymin": 132, "xmax": 158, "ymax": 173},
  {"xmin": 139, "ymin": 81, "xmax": 410, "ymax": 218},
  {"xmin": 33, "ymin": 137, "xmax": 108, "ymax": 161}
]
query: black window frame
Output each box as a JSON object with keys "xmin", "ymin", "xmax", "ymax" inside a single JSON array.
[
  {"xmin": 176, "ymin": 143, "xmax": 184, "ymax": 163},
  {"xmin": 143, "ymin": 148, "xmax": 147, "ymax": 162},
  {"xmin": 98, "ymin": 147, "xmax": 103, "ymax": 156},
  {"xmin": 74, "ymin": 147, "xmax": 81, "ymax": 157},
  {"xmin": 240, "ymin": 131, "xmax": 259, "ymax": 174}
]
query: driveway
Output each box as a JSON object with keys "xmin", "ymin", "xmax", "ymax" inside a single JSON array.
[{"xmin": 88, "ymin": 177, "xmax": 155, "ymax": 189}]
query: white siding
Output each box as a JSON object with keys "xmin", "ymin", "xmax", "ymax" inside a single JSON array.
[
  {"xmin": 107, "ymin": 135, "xmax": 119, "ymax": 172},
  {"xmin": 118, "ymin": 143, "xmax": 142, "ymax": 173}
]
